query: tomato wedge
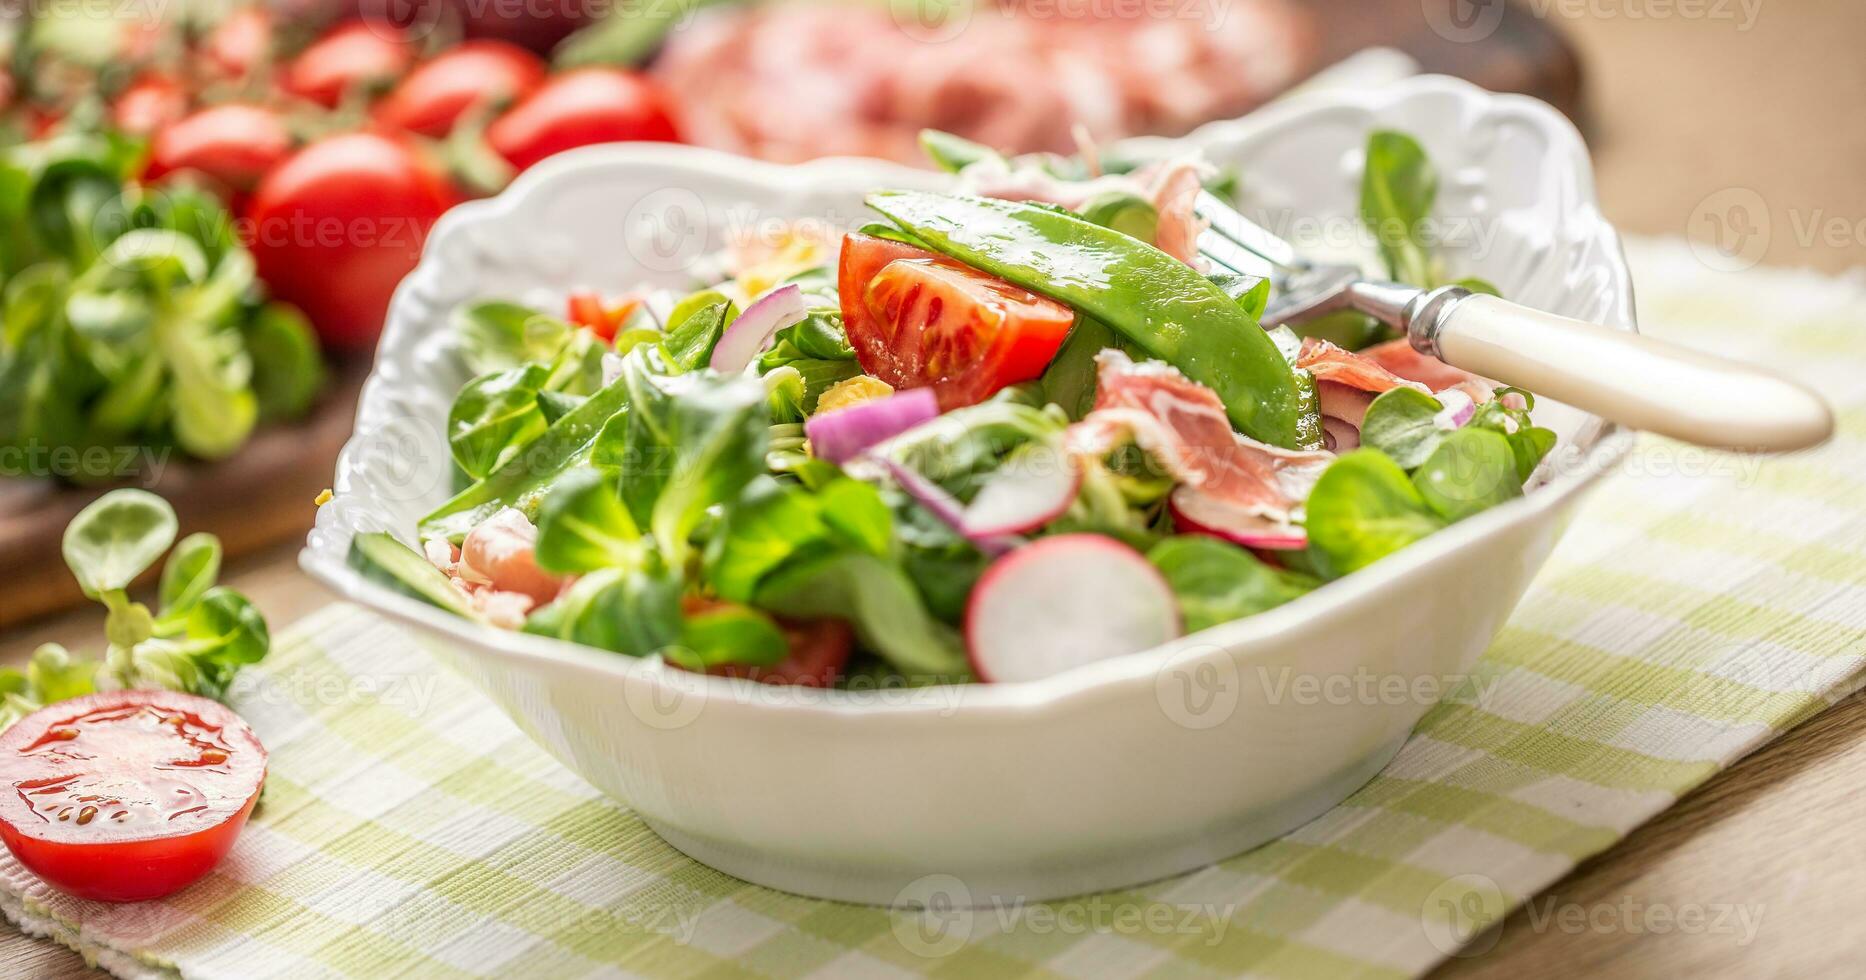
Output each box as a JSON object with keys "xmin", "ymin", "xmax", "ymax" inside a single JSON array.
[
  {"xmin": 564, "ymin": 291, "xmax": 642, "ymax": 343},
  {"xmin": 838, "ymin": 233, "xmax": 1074, "ymax": 409},
  {"xmin": 0, "ymin": 691, "xmax": 266, "ymax": 902}
]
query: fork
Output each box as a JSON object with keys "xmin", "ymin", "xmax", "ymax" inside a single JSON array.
[{"xmin": 1195, "ymin": 191, "xmax": 1834, "ymax": 453}]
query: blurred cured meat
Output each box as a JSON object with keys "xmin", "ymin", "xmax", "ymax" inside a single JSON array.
[{"xmin": 652, "ymin": 0, "xmax": 1316, "ymax": 164}]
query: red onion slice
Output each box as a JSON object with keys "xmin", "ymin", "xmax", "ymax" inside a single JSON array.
[
  {"xmin": 874, "ymin": 456, "xmax": 1021, "ymax": 558},
  {"xmin": 1434, "ymin": 388, "xmax": 1477, "ymax": 429},
  {"xmin": 709, "ymin": 284, "xmax": 805, "ymax": 373},
  {"xmin": 805, "ymin": 388, "xmax": 940, "ymax": 464}
]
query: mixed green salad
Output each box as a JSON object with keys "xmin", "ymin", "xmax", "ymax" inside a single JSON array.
[{"xmin": 349, "ymin": 130, "xmax": 1555, "ymax": 686}]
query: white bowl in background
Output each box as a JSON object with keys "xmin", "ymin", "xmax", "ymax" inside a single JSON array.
[{"xmin": 302, "ymin": 76, "xmax": 1636, "ymax": 906}]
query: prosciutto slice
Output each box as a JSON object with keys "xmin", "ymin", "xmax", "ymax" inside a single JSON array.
[
  {"xmin": 1066, "ymin": 351, "xmax": 1331, "ymax": 536},
  {"xmin": 1297, "ymin": 338, "xmax": 1430, "ymax": 395},
  {"xmin": 1357, "ymin": 337, "xmax": 1504, "ymax": 407},
  {"xmin": 1295, "ymin": 337, "xmax": 1428, "ymax": 437},
  {"xmin": 1296, "ymin": 337, "xmax": 1507, "ymax": 445},
  {"xmin": 423, "ymin": 508, "xmax": 572, "ymax": 627}
]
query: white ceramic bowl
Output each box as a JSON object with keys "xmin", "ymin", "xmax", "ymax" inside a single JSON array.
[{"xmin": 302, "ymin": 76, "xmax": 1636, "ymax": 906}]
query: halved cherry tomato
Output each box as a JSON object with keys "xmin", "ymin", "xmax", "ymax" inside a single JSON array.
[
  {"xmin": 838, "ymin": 233, "xmax": 1075, "ymax": 408},
  {"xmin": 485, "ymin": 68, "xmax": 681, "ymax": 172},
  {"xmin": 247, "ymin": 132, "xmax": 454, "ymax": 350},
  {"xmin": 283, "ymin": 19, "xmax": 412, "ymax": 108},
  {"xmin": 201, "ymin": 6, "xmax": 272, "ymax": 79},
  {"xmin": 565, "ymin": 291, "xmax": 643, "ymax": 343},
  {"xmin": 144, "ymin": 104, "xmax": 292, "ymax": 191},
  {"xmin": 0, "ymin": 690, "xmax": 266, "ymax": 903},
  {"xmin": 375, "ymin": 40, "xmax": 546, "ymax": 138},
  {"xmin": 112, "ymin": 74, "xmax": 188, "ymax": 136}
]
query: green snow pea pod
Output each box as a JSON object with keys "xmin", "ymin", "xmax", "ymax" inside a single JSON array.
[
  {"xmin": 421, "ymin": 371, "xmax": 632, "ymax": 541},
  {"xmin": 866, "ymin": 191, "xmax": 1319, "ymax": 449}
]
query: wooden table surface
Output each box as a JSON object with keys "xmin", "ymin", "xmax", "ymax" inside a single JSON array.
[{"xmin": 5, "ymin": 5, "xmax": 1864, "ymax": 976}]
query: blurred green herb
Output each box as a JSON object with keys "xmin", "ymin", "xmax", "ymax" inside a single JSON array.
[{"xmin": 0, "ymin": 135, "xmax": 323, "ymax": 480}]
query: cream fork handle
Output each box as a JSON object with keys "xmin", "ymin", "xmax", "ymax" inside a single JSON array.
[{"xmin": 1424, "ymin": 294, "xmax": 1834, "ymax": 453}]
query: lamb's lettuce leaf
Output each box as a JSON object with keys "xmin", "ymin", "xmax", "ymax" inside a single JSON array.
[
  {"xmin": 1303, "ymin": 449, "xmax": 1445, "ymax": 578},
  {"xmin": 1362, "ymin": 386, "xmax": 1555, "ymax": 483},
  {"xmin": 755, "ymin": 551, "xmax": 969, "ymax": 679},
  {"xmin": 595, "ymin": 351, "xmax": 768, "ymax": 568},
  {"xmin": 1148, "ymin": 537, "xmax": 1318, "ymax": 633},
  {"xmin": 1411, "ymin": 426, "xmax": 1522, "ymax": 522},
  {"xmin": 1361, "ymin": 130, "xmax": 1439, "ymax": 288}
]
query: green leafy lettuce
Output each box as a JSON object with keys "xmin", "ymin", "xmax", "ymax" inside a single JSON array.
[{"xmin": 0, "ymin": 138, "xmax": 323, "ymax": 478}]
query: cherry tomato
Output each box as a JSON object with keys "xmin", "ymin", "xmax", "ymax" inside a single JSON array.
[
  {"xmin": 248, "ymin": 132, "xmax": 454, "ymax": 350},
  {"xmin": 144, "ymin": 104, "xmax": 293, "ymax": 191},
  {"xmin": 838, "ymin": 233, "xmax": 1075, "ymax": 409},
  {"xmin": 485, "ymin": 69, "xmax": 680, "ymax": 172},
  {"xmin": 112, "ymin": 74, "xmax": 188, "ymax": 136},
  {"xmin": 283, "ymin": 19, "xmax": 412, "ymax": 108},
  {"xmin": 0, "ymin": 690, "xmax": 266, "ymax": 903},
  {"xmin": 375, "ymin": 40, "xmax": 546, "ymax": 138},
  {"xmin": 201, "ymin": 6, "xmax": 273, "ymax": 79}
]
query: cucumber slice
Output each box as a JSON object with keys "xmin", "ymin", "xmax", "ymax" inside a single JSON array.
[{"xmin": 347, "ymin": 532, "xmax": 476, "ymax": 618}]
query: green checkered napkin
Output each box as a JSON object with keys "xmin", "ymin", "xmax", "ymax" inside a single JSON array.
[{"xmin": 5, "ymin": 238, "xmax": 1865, "ymax": 980}]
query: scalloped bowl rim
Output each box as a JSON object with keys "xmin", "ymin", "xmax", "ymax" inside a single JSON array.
[{"xmin": 301, "ymin": 75, "xmax": 1637, "ymax": 720}]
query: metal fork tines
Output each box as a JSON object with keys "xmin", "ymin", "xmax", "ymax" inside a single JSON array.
[
  {"xmin": 1195, "ymin": 191, "xmax": 1375, "ymax": 328},
  {"xmin": 1194, "ymin": 191, "xmax": 1304, "ymax": 279}
]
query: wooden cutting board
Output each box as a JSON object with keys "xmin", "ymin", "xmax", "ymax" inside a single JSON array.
[
  {"xmin": 0, "ymin": 2, "xmax": 1582, "ymax": 629},
  {"xmin": 0, "ymin": 363, "xmax": 366, "ymax": 629}
]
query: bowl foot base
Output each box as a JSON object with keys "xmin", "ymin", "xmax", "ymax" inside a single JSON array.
[{"xmin": 642, "ymin": 733, "xmax": 1408, "ymax": 907}]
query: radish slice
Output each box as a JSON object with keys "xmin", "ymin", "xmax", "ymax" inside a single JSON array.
[
  {"xmin": 1170, "ymin": 486, "xmax": 1307, "ymax": 551},
  {"xmin": 805, "ymin": 388, "xmax": 939, "ymax": 464},
  {"xmin": 709, "ymin": 284, "xmax": 805, "ymax": 373},
  {"xmin": 960, "ymin": 443, "xmax": 1079, "ymax": 536},
  {"xmin": 875, "ymin": 457, "xmax": 1019, "ymax": 557},
  {"xmin": 966, "ymin": 534, "xmax": 1182, "ymax": 683}
]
